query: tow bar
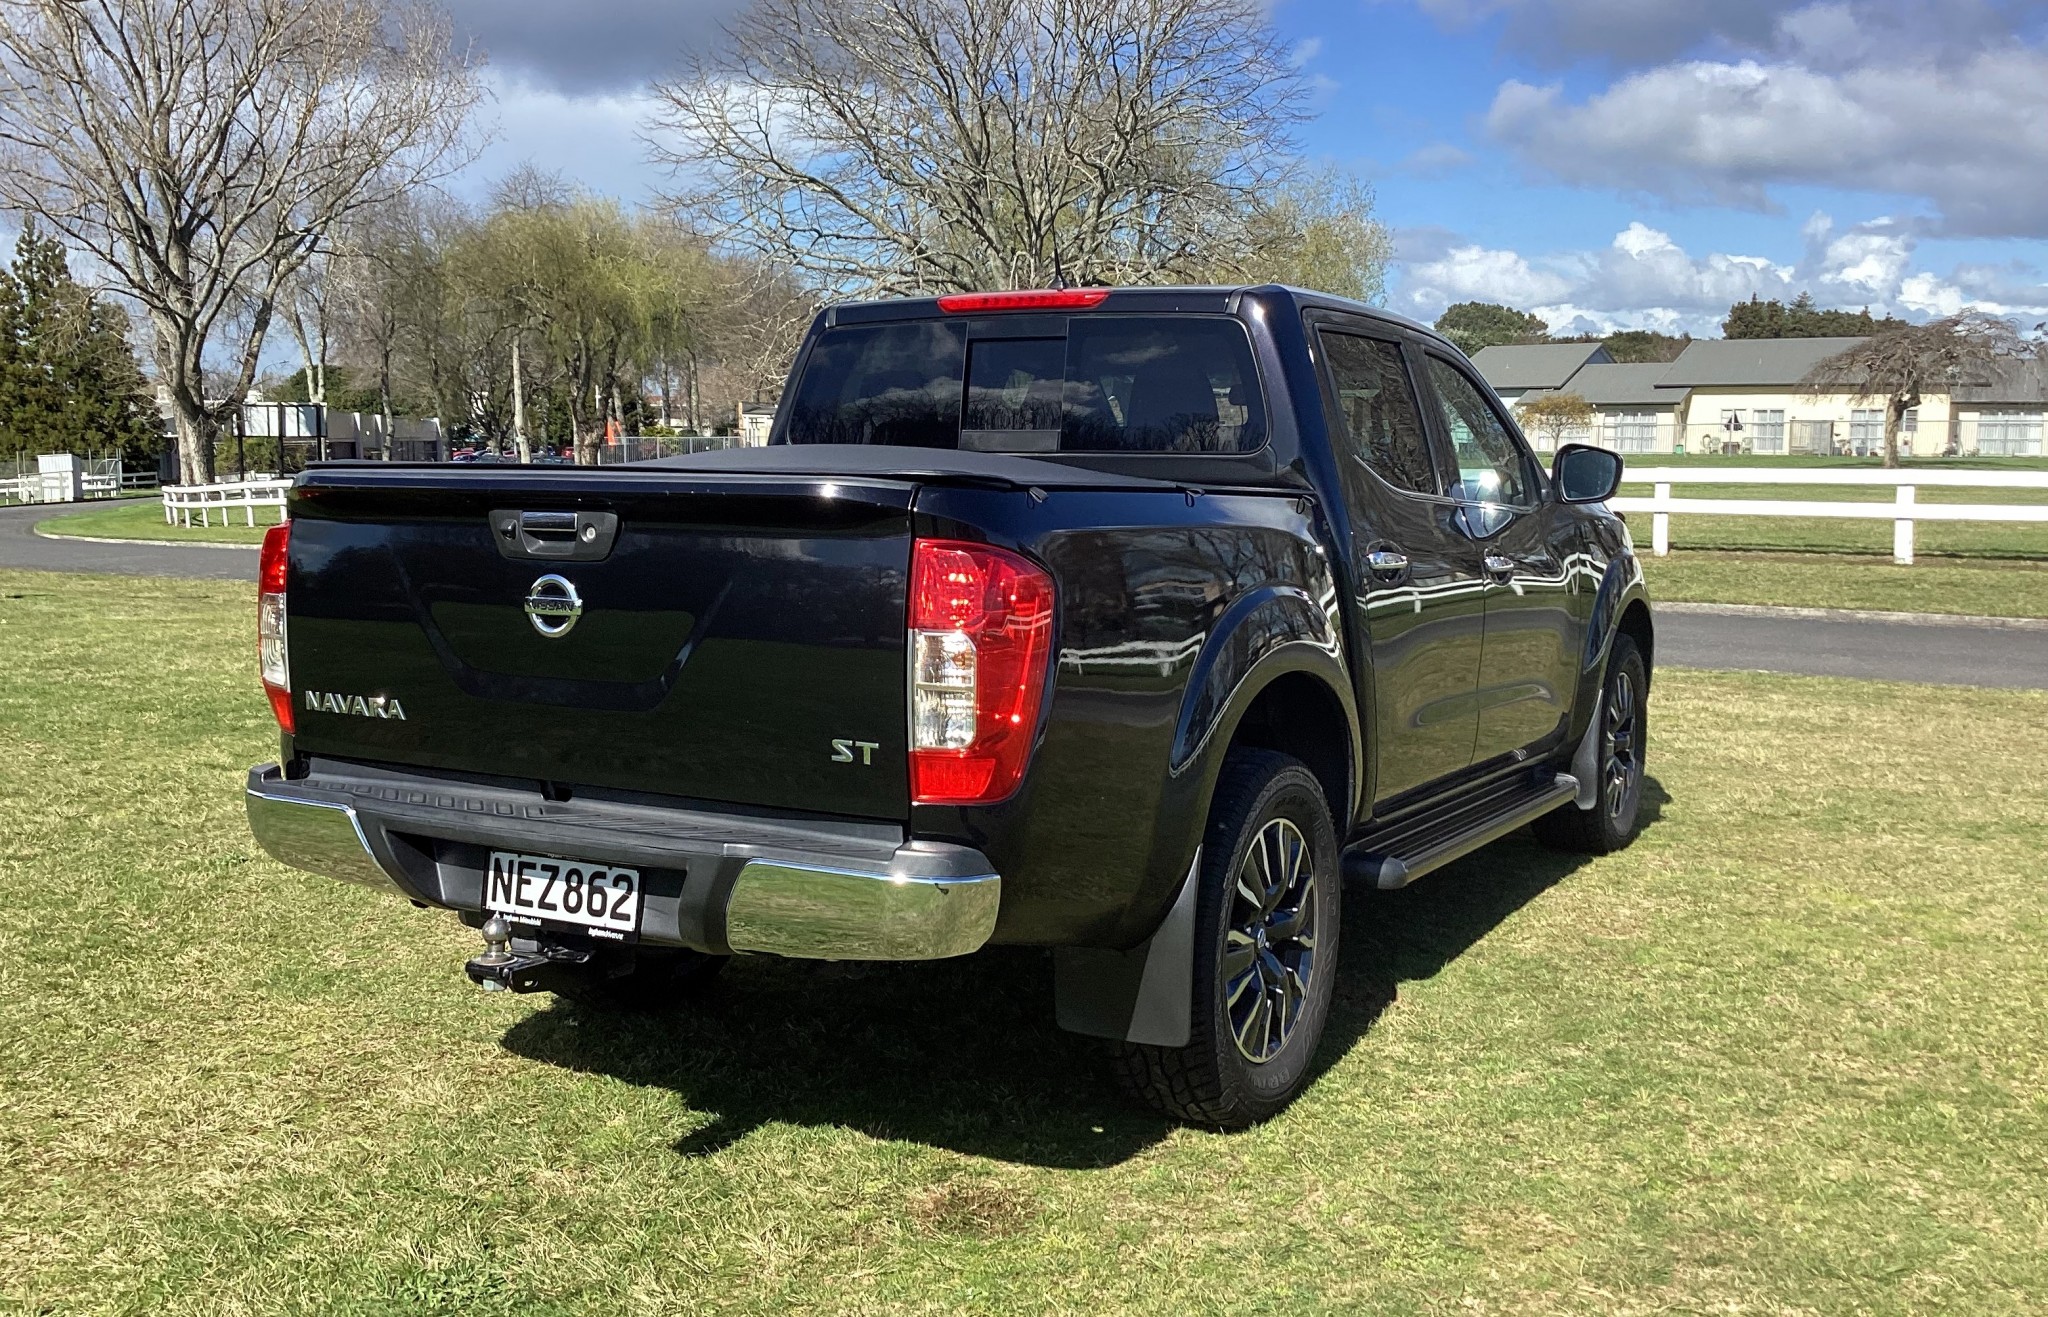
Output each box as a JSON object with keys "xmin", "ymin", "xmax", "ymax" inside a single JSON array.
[{"xmin": 463, "ymin": 914, "xmax": 595, "ymax": 994}]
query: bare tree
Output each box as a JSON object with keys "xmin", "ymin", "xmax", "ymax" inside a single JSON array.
[
  {"xmin": 705, "ymin": 259, "xmax": 814, "ymax": 433},
  {"xmin": 650, "ymin": 0, "xmax": 1326, "ymax": 295},
  {"xmin": 280, "ymin": 248, "xmax": 335, "ymax": 406},
  {"xmin": 1803, "ymin": 313, "xmax": 2037, "ymax": 468},
  {"xmin": 0, "ymin": 0, "xmax": 484, "ymax": 482}
]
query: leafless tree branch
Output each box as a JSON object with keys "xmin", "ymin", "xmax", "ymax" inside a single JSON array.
[{"xmin": 0, "ymin": 0, "xmax": 486, "ymax": 480}]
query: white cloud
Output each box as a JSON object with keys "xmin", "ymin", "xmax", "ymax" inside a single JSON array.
[
  {"xmin": 1403, "ymin": 0, "xmax": 2022, "ymax": 68},
  {"xmin": 1483, "ymin": 23, "xmax": 2048, "ymax": 237},
  {"xmin": 1402, "ymin": 0, "xmax": 1800, "ymax": 66},
  {"xmin": 1394, "ymin": 215, "xmax": 2048, "ymax": 333},
  {"xmin": 1401, "ymin": 242, "xmax": 1578, "ymax": 311},
  {"xmin": 1399, "ymin": 142, "xmax": 1475, "ymax": 177},
  {"xmin": 459, "ymin": 72, "xmax": 669, "ymax": 203}
]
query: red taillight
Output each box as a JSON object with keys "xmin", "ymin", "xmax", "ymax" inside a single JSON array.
[
  {"xmin": 908, "ymin": 538, "xmax": 1055, "ymax": 805},
  {"xmin": 935, "ymin": 289, "xmax": 1111, "ymax": 314},
  {"xmin": 258, "ymin": 522, "xmax": 293, "ymax": 733}
]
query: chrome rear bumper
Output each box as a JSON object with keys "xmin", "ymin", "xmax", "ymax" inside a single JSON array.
[{"xmin": 245, "ymin": 764, "xmax": 999, "ymax": 961}]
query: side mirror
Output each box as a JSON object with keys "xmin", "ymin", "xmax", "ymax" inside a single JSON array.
[{"xmin": 1553, "ymin": 443, "xmax": 1624, "ymax": 504}]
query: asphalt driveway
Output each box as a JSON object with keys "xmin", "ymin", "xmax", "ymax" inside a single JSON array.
[{"xmin": 0, "ymin": 500, "xmax": 257, "ymax": 581}]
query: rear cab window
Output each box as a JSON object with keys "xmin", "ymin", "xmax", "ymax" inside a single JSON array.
[{"xmin": 783, "ymin": 315, "xmax": 1266, "ymax": 455}]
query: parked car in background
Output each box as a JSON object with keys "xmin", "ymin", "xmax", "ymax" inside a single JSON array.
[{"xmin": 246, "ymin": 285, "xmax": 1652, "ymax": 1127}]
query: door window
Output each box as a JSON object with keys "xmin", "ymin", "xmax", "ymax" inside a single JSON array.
[
  {"xmin": 1423, "ymin": 356, "xmax": 1538, "ymax": 509},
  {"xmin": 1319, "ymin": 331, "xmax": 1438, "ymax": 495}
]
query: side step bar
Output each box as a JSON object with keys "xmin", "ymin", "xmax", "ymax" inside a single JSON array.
[{"xmin": 1342, "ymin": 771, "xmax": 1579, "ymax": 890}]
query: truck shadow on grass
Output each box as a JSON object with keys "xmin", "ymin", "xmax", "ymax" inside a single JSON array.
[{"xmin": 499, "ymin": 778, "xmax": 1668, "ymax": 1169}]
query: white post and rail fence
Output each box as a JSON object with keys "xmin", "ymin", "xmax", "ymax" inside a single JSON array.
[
  {"xmin": 1610, "ymin": 468, "xmax": 2048, "ymax": 566},
  {"xmin": 161, "ymin": 478, "xmax": 292, "ymax": 528}
]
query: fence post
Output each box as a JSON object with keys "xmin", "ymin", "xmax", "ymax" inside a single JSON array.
[
  {"xmin": 1894, "ymin": 485, "xmax": 1915, "ymax": 565},
  {"xmin": 1652, "ymin": 482, "xmax": 1672, "ymax": 556}
]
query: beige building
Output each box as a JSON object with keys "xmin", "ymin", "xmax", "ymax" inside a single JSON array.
[
  {"xmin": 1949, "ymin": 359, "xmax": 2048, "ymax": 457},
  {"xmin": 1655, "ymin": 337, "xmax": 1951, "ymax": 457},
  {"xmin": 1476, "ymin": 334, "xmax": 2048, "ymax": 458},
  {"xmin": 1513, "ymin": 363, "xmax": 1690, "ymax": 454}
]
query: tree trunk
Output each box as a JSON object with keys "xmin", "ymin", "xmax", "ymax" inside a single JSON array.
[
  {"xmin": 288, "ymin": 311, "xmax": 325, "ymax": 407},
  {"xmin": 510, "ymin": 335, "xmax": 531, "ymax": 463},
  {"xmin": 1884, "ymin": 391, "xmax": 1919, "ymax": 470},
  {"xmin": 167, "ymin": 395, "xmax": 219, "ymax": 486},
  {"xmin": 379, "ymin": 345, "xmax": 395, "ymax": 461},
  {"xmin": 686, "ymin": 351, "xmax": 700, "ymax": 434}
]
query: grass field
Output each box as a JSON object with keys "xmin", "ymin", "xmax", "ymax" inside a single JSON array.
[
  {"xmin": 35, "ymin": 498, "xmax": 274, "ymax": 545},
  {"xmin": 1638, "ymin": 552, "xmax": 2048, "ymax": 618},
  {"xmin": 2, "ymin": 570, "xmax": 2045, "ymax": 1314},
  {"xmin": 1620, "ymin": 453, "xmax": 2048, "ymax": 472}
]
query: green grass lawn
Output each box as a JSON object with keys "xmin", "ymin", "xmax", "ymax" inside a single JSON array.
[
  {"xmin": 3, "ymin": 570, "xmax": 2045, "ymax": 1314},
  {"xmin": 35, "ymin": 498, "xmax": 275, "ymax": 546},
  {"xmin": 1640, "ymin": 551, "xmax": 2048, "ymax": 618},
  {"xmin": 1626, "ymin": 453, "xmax": 2048, "ymax": 472}
]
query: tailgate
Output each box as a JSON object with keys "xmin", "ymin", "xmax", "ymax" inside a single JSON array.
[{"xmin": 284, "ymin": 467, "xmax": 913, "ymax": 820}]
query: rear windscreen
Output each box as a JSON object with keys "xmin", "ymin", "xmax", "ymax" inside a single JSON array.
[{"xmin": 782, "ymin": 315, "xmax": 1265, "ymax": 454}]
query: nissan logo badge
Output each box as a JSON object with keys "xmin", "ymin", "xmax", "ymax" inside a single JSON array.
[{"xmin": 524, "ymin": 574, "xmax": 583, "ymax": 638}]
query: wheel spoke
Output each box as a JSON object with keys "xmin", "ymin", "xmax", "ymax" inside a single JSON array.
[
  {"xmin": 1225, "ymin": 964, "xmax": 1260, "ymax": 1010},
  {"xmin": 1223, "ymin": 930, "xmax": 1258, "ymax": 980},
  {"xmin": 1262, "ymin": 828, "xmax": 1288, "ymax": 913},
  {"xmin": 1238, "ymin": 989, "xmax": 1272, "ymax": 1057}
]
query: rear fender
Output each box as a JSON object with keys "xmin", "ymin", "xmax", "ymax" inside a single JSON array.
[
  {"xmin": 1054, "ymin": 584, "xmax": 1356, "ymax": 1047},
  {"xmin": 1568, "ymin": 550, "xmax": 1651, "ymax": 745}
]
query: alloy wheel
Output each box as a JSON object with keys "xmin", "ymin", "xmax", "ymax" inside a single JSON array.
[
  {"xmin": 1224, "ymin": 817, "xmax": 1318, "ymax": 1063},
  {"xmin": 1603, "ymin": 663, "xmax": 1644, "ymax": 821}
]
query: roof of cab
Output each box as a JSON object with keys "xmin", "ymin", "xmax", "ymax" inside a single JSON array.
[{"xmin": 821, "ymin": 285, "xmax": 1460, "ymax": 352}]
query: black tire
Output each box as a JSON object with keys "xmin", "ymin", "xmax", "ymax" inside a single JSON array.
[
  {"xmin": 1533, "ymin": 633, "xmax": 1648, "ymax": 855},
  {"xmin": 1114, "ymin": 749, "xmax": 1341, "ymax": 1130},
  {"xmin": 552, "ymin": 946, "xmax": 728, "ymax": 1013}
]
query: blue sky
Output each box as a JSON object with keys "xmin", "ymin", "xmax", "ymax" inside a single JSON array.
[{"xmin": 440, "ymin": 0, "xmax": 2048, "ymax": 336}]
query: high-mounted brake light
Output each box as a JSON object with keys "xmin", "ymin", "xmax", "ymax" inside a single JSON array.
[
  {"xmin": 935, "ymin": 289, "xmax": 1111, "ymax": 314},
  {"xmin": 908, "ymin": 538, "xmax": 1055, "ymax": 805},
  {"xmin": 258, "ymin": 522, "xmax": 293, "ymax": 734}
]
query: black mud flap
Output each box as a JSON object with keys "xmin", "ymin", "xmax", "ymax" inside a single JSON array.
[{"xmin": 1051, "ymin": 850, "xmax": 1201, "ymax": 1047}]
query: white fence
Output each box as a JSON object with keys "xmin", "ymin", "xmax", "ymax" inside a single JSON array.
[
  {"xmin": 2, "ymin": 455, "xmax": 141, "ymax": 504},
  {"xmin": 1610, "ymin": 467, "xmax": 2048, "ymax": 565},
  {"xmin": 162, "ymin": 478, "xmax": 292, "ymax": 528},
  {"xmin": 594, "ymin": 434, "xmax": 745, "ymax": 464}
]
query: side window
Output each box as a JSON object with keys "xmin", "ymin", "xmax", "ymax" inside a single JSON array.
[
  {"xmin": 1423, "ymin": 355, "xmax": 1538, "ymax": 507},
  {"xmin": 1318, "ymin": 331, "xmax": 1438, "ymax": 495}
]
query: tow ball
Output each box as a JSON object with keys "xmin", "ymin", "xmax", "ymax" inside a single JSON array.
[{"xmin": 463, "ymin": 914, "xmax": 595, "ymax": 994}]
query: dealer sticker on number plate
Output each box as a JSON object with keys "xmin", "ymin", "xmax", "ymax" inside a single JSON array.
[{"xmin": 485, "ymin": 851, "xmax": 641, "ymax": 938}]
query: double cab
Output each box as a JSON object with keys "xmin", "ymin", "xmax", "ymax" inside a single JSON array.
[{"xmin": 247, "ymin": 285, "xmax": 1652, "ymax": 1128}]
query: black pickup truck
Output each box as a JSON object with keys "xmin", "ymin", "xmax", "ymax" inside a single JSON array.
[{"xmin": 247, "ymin": 285, "xmax": 1651, "ymax": 1128}]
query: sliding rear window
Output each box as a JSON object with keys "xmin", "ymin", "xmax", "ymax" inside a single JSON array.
[{"xmin": 782, "ymin": 315, "xmax": 1265, "ymax": 454}]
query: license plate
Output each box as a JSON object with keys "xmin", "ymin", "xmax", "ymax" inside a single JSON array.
[{"xmin": 485, "ymin": 851, "xmax": 641, "ymax": 938}]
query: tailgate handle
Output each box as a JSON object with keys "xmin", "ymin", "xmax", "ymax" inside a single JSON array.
[
  {"xmin": 489, "ymin": 509, "xmax": 620, "ymax": 562},
  {"xmin": 520, "ymin": 511, "xmax": 578, "ymax": 538}
]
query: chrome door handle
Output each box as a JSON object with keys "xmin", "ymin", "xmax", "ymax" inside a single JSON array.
[
  {"xmin": 1483, "ymin": 554, "xmax": 1517, "ymax": 578},
  {"xmin": 1366, "ymin": 549, "xmax": 1410, "ymax": 577}
]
